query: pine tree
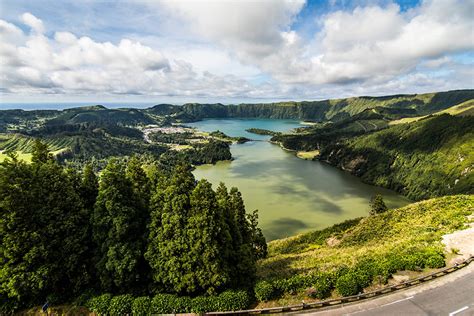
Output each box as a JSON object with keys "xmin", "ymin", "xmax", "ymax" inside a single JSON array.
[
  {"xmin": 80, "ymin": 163, "xmax": 99, "ymax": 211},
  {"xmin": 369, "ymin": 194, "xmax": 388, "ymax": 215},
  {"xmin": 92, "ymin": 159, "xmax": 145, "ymax": 291},
  {"xmin": 145, "ymin": 164, "xmax": 196, "ymax": 294},
  {"xmin": 247, "ymin": 210, "xmax": 267, "ymax": 260},
  {"xmin": 228, "ymin": 187, "xmax": 257, "ymax": 287},
  {"xmin": 187, "ymin": 179, "xmax": 230, "ymax": 294}
]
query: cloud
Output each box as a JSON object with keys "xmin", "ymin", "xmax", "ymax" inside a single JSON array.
[
  {"xmin": 265, "ymin": 0, "xmax": 474, "ymax": 86},
  {"xmin": 1, "ymin": 1, "xmax": 473, "ymax": 102},
  {"xmin": 0, "ymin": 12, "xmax": 265, "ymax": 98},
  {"xmin": 158, "ymin": 0, "xmax": 305, "ymax": 61},
  {"xmin": 21, "ymin": 12, "xmax": 45, "ymax": 34}
]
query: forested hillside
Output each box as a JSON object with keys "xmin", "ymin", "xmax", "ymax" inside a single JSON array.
[
  {"xmin": 319, "ymin": 114, "xmax": 474, "ymax": 200},
  {"xmin": 182, "ymin": 90, "xmax": 474, "ymax": 121}
]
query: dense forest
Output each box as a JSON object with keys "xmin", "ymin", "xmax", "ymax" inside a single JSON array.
[{"xmin": 0, "ymin": 141, "xmax": 266, "ymax": 313}]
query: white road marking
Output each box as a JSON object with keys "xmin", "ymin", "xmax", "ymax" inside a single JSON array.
[
  {"xmin": 449, "ymin": 306, "xmax": 469, "ymax": 316},
  {"xmin": 380, "ymin": 296, "xmax": 415, "ymax": 307},
  {"xmin": 345, "ymin": 296, "xmax": 415, "ymax": 315}
]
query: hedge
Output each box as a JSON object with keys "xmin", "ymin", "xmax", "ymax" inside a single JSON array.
[
  {"xmin": 132, "ymin": 296, "xmax": 151, "ymax": 316},
  {"xmin": 86, "ymin": 290, "xmax": 251, "ymax": 315},
  {"xmin": 254, "ymin": 250, "xmax": 446, "ymax": 301}
]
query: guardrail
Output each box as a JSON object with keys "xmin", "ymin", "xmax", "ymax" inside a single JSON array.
[{"xmin": 206, "ymin": 256, "xmax": 474, "ymax": 315}]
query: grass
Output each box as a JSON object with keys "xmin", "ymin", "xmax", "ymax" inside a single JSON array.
[
  {"xmin": 258, "ymin": 195, "xmax": 473, "ymax": 280},
  {"xmin": 0, "ymin": 148, "xmax": 68, "ymax": 163},
  {"xmin": 0, "ymin": 151, "xmax": 32, "ymax": 163},
  {"xmin": 296, "ymin": 150, "xmax": 320, "ymax": 160},
  {"xmin": 389, "ymin": 99, "xmax": 474, "ymax": 125}
]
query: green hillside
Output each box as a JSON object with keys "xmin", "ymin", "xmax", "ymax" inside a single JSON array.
[
  {"xmin": 45, "ymin": 106, "xmax": 157, "ymax": 126},
  {"xmin": 255, "ymin": 195, "xmax": 473, "ymax": 305},
  {"xmin": 318, "ymin": 114, "xmax": 474, "ymax": 200},
  {"xmin": 181, "ymin": 89, "xmax": 474, "ymax": 121}
]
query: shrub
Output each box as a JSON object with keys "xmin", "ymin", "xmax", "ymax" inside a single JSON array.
[
  {"xmin": 403, "ymin": 253, "xmax": 425, "ymax": 271},
  {"xmin": 335, "ymin": 273, "xmax": 361, "ymax": 297},
  {"xmin": 174, "ymin": 296, "xmax": 192, "ymax": 313},
  {"xmin": 132, "ymin": 296, "xmax": 151, "ymax": 316},
  {"xmin": 151, "ymin": 294, "xmax": 178, "ymax": 314},
  {"xmin": 214, "ymin": 290, "xmax": 251, "ymax": 311},
  {"xmin": 369, "ymin": 194, "xmax": 388, "ymax": 215},
  {"xmin": 311, "ymin": 273, "xmax": 334, "ymax": 299},
  {"xmin": 424, "ymin": 253, "xmax": 445, "ymax": 268},
  {"xmin": 109, "ymin": 294, "xmax": 134, "ymax": 315},
  {"xmin": 191, "ymin": 295, "xmax": 216, "ymax": 313},
  {"xmin": 273, "ymin": 274, "xmax": 306, "ymax": 295},
  {"xmin": 254, "ymin": 281, "xmax": 277, "ymax": 301},
  {"xmin": 86, "ymin": 293, "xmax": 112, "ymax": 315}
]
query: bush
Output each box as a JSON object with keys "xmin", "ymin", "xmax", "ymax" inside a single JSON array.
[
  {"xmin": 191, "ymin": 296, "xmax": 216, "ymax": 313},
  {"xmin": 255, "ymin": 281, "xmax": 277, "ymax": 301},
  {"xmin": 273, "ymin": 274, "xmax": 306, "ymax": 295},
  {"xmin": 335, "ymin": 273, "xmax": 361, "ymax": 297},
  {"xmin": 174, "ymin": 296, "xmax": 192, "ymax": 313},
  {"xmin": 151, "ymin": 294, "xmax": 178, "ymax": 314},
  {"xmin": 109, "ymin": 294, "xmax": 134, "ymax": 315},
  {"xmin": 214, "ymin": 290, "xmax": 251, "ymax": 311},
  {"xmin": 424, "ymin": 253, "xmax": 445, "ymax": 268},
  {"xmin": 86, "ymin": 293, "xmax": 112, "ymax": 315},
  {"xmin": 132, "ymin": 296, "xmax": 151, "ymax": 316},
  {"xmin": 311, "ymin": 273, "xmax": 334, "ymax": 299}
]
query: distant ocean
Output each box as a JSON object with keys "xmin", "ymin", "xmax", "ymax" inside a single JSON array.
[{"xmin": 0, "ymin": 102, "xmax": 158, "ymax": 110}]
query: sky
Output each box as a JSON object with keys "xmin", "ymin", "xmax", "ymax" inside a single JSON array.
[{"xmin": 0, "ymin": 0, "xmax": 473, "ymax": 104}]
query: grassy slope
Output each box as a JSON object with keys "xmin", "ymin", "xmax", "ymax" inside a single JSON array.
[
  {"xmin": 389, "ymin": 99, "xmax": 474, "ymax": 125},
  {"xmin": 258, "ymin": 194, "xmax": 473, "ymax": 280}
]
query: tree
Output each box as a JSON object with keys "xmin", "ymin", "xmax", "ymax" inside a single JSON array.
[
  {"xmin": 0, "ymin": 143, "xmax": 90, "ymax": 307},
  {"xmin": 246, "ymin": 210, "xmax": 267, "ymax": 260},
  {"xmin": 228, "ymin": 187, "xmax": 257, "ymax": 287},
  {"xmin": 186, "ymin": 179, "xmax": 230, "ymax": 294},
  {"xmin": 80, "ymin": 163, "xmax": 99, "ymax": 211},
  {"xmin": 92, "ymin": 159, "xmax": 146, "ymax": 292},
  {"xmin": 145, "ymin": 164, "xmax": 196, "ymax": 294},
  {"xmin": 31, "ymin": 138, "xmax": 53, "ymax": 164},
  {"xmin": 369, "ymin": 194, "xmax": 388, "ymax": 215}
]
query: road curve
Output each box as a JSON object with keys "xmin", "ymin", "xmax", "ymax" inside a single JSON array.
[{"xmin": 299, "ymin": 262, "xmax": 474, "ymax": 316}]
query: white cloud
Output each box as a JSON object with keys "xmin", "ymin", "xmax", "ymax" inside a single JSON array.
[
  {"xmin": 21, "ymin": 12, "xmax": 45, "ymax": 34},
  {"xmin": 158, "ymin": 0, "xmax": 305, "ymax": 62},
  {"xmin": 1, "ymin": 1, "xmax": 473, "ymax": 102},
  {"xmin": 0, "ymin": 13, "xmax": 266, "ymax": 99}
]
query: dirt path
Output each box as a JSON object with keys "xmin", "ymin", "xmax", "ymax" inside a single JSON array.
[{"xmin": 442, "ymin": 215, "xmax": 474, "ymax": 264}]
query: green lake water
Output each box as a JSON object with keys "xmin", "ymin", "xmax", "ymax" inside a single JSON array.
[{"xmin": 188, "ymin": 119, "xmax": 411, "ymax": 241}]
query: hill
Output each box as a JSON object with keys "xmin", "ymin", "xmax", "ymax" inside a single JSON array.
[
  {"xmin": 181, "ymin": 89, "xmax": 474, "ymax": 121},
  {"xmin": 318, "ymin": 114, "xmax": 474, "ymax": 200},
  {"xmin": 254, "ymin": 195, "xmax": 473, "ymax": 305}
]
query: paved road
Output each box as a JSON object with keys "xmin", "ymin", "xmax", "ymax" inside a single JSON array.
[{"xmin": 300, "ymin": 263, "xmax": 474, "ymax": 316}]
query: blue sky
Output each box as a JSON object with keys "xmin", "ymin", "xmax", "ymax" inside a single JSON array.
[{"xmin": 0, "ymin": 0, "xmax": 472, "ymax": 104}]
